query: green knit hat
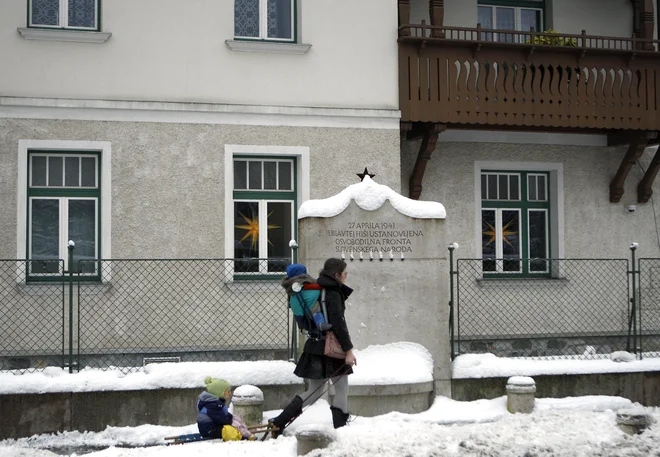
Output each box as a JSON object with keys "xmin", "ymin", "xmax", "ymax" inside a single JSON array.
[{"xmin": 204, "ymin": 376, "xmax": 231, "ymax": 398}]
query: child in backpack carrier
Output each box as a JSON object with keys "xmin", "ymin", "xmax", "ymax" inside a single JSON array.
[{"xmin": 282, "ymin": 263, "xmax": 332, "ymax": 332}]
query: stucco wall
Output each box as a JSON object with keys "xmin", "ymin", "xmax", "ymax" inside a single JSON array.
[
  {"xmin": 401, "ymin": 138, "xmax": 660, "ymax": 261},
  {"xmin": 0, "ymin": 0, "xmax": 398, "ymax": 109},
  {"xmin": 0, "ymin": 118, "xmax": 401, "ymax": 259}
]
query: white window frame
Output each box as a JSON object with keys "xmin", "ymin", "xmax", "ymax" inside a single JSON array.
[
  {"xmin": 234, "ymin": 0, "xmax": 295, "ymax": 42},
  {"xmin": 224, "ymin": 144, "xmax": 310, "ymax": 281},
  {"xmin": 29, "ymin": 0, "xmax": 99, "ymax": 30},
  {"xmin": 233, "ymin": 198, "xmax": 295, "ymax": 275},
  {"xmin": 482, "ymin": 207, "xmax": 523, "ymax": 273},
  {"xmin": 475, "ymin": 161, "xmax": 564, "ymax": 261},
  {"xmin": 17, "ymin": 140, "xmax": 112, "ymax": 282},
  {"xmin": 478, "ymin": 4, "xmax": 543, "ymax": 42}
]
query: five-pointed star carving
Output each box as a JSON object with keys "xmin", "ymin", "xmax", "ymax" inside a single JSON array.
[{"xmin": 357, "ymin": 167, "xmax": 376, "ymax": 181}]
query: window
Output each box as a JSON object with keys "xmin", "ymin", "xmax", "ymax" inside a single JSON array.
[
  {"xmin": 477, "ymin": 0, "xmax": 543, "ymax": 43},
  {"xmin": 232, "ymin": 157, "xmax": 296, "ymax": 275},
  {"xmin": 481, "ymin": 171, "xmax": 549, "ymax": 275},
  {"xmin": 29, "ymin": 0, "xmax": 99, "ymax": 30},
  {"xmin": 27, "ymin": 152, "xmax": 100, "ymax": 277},
  {"xmin": 234, "ymin": 0, "xmax": 294, "ymax": 41}
]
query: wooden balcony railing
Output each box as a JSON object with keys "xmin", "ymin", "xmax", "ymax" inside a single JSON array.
[{"xmin": 399, "ymin": 24, "xmax": 660, "ymax": 130}]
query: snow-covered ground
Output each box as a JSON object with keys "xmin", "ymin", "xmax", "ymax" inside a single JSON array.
[{"xmin": 1, "ymin": 343, "xmax": 659, "ymax": 457}]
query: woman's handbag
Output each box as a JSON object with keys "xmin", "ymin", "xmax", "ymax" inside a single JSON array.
[{"xmin": 324, "ymin": 331, "xmax": 346, "ymax": 359}]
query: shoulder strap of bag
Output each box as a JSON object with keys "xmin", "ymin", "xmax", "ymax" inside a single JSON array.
[{"xmin": 320, "ymin": 288, "xmax": 329, "ymax": 322}]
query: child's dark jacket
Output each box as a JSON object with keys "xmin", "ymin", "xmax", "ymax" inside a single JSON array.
[{"xmin": 197, "ymin": 391, "xmax": 233, "ymax": 437}]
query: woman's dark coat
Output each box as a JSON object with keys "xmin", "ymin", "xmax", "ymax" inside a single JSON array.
[{"xmin": 293, "ymin": 272, "xmax": 354, "ymax": 379}]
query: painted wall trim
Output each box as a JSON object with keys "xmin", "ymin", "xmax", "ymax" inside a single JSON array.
[
  {"xmin": 225, "ymin": 40, "xmax": 312, "ymax": 54},
  {"xmin": 473, "ymin": 161, "xmax": 565, "ymax": 259},
  {"xmin": 17, "ymin": 28, "xmax": 112, "ymax": 43},
  {"xmin": 17, "ymin": 140, "xmax": 112, "ymax": 278},
  {"xmin": 223, "ymin": 144, "xmax": 311, "ymax": 270},
  {"xmin": 0, "ymin": 97, "xmax": 401, "ymax": 130},
  {"xmin": 441, "ymin": 129, "xmax": 608, "ymax": 147}
]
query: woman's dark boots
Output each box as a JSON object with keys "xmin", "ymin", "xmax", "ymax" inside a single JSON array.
[
  {"xmin": 269, "ymin": 396, "xmax": 303, "ymax": 438},
  {"xmin": 330, "ymin": 406, "xmax": 350, "ymax": 429}
]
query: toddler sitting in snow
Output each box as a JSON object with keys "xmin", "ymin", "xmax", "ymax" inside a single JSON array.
[{"xmin": 196, "ymin": 376, "xmax": 253, "ymax": 441}]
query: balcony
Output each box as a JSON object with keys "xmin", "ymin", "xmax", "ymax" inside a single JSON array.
[{"xmin": 399, "ymin": 24, "xmax": 660, "ymax": 131}]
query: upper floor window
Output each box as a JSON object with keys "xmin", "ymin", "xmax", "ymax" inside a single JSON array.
[
  {"xmin": 29, "ymin": 0, "xmax": 99, "ymax": 30},
  {"xmin": 478, "ymin": 0, "xmax": 543, "ymax": 43},
  {"xmin": 234, "ymin": 0, "xmax": 294, "ymax": 41},
  {"xmin": 481, "ymin": 171, "xmax": 550, "ymax": 276}
]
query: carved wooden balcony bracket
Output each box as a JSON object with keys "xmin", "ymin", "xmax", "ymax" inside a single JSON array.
[
  {"xmin": 610, "ymin": 131, "xmax": 657, "ymax": 202},
  {"xmin": 408, "ymin": 123, "xmax": 446, "ymax": 200},
  {"xmin": 637, "ymin": 133, "xmax": 660, "ymax": 202}
]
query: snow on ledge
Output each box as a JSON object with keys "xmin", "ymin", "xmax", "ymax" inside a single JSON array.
[{"xmin": 298, "ymin": 176, "xmax": 446, "ymax": 219}]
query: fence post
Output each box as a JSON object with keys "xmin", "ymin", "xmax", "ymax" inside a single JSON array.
[
  {"xmin": 289, "ymin": 240, "xmax": 299, "ymax": 362},
  {"xmin": 448, "ymin": 243, "xmax": 458, "ymax": 360},
  {"xmin": 67, "ymin": 240, "xmax": 75, "ymax": 373},
  {"xmin": 626, "ymin": 242, "xmax": 641, "ymax": 358}
]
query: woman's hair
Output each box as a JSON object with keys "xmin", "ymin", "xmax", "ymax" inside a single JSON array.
[{"xmin": 321, "ymin": 258, "xmax": 347, "ymax": 278}]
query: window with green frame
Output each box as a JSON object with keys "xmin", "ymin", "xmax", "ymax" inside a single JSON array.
[
  {"xmin": 234, "ymin": 0, "xmax": 295, "ymax": 42},
  {"xmin": 481, "ymin": 170, "xmax": 550, "ymax": 276},
  {"xmin": 29, "ymin": 0, "xmax": 100, "ymax": 31},
  {"xmin": 27, "ymin": 151, "xmax": 101, "ymax": 278},
  {"xmin": 233, "ymin": 157, "xmax": 296, "ymax": 276},
  {"xmin": 477, "ymin": 0, "xmax": 544, "ymax": 42}
]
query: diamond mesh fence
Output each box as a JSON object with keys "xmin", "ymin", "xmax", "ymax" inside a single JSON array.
[
  {"xmin": 637, "ymin": 258, "xmax": 660, "ymax": 357},
  {"xmin": 0, "ymin": 260, "xmax": 65, "ymax": 372},
  {"xmin": 453, "ymin": 258, "xmax": 635, "ymax": 359},
  {"xmin": 76, "ymin": 259, "xmax": 290, "ymax": 373}
]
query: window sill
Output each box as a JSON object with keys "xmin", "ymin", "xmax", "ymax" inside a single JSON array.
[
  {"xmin": 17, "ymin": 27, "xmax": 112, "ymax": 43},
  {"xmin": 225, "ymin": 39, "xmax": 311, "ymax": 54}
]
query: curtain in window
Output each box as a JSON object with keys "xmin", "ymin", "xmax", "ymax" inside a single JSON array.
[
  {"xmin": 32, "ymin": 0, "xmax": 59, "ymax": 26},
  {"xmin": 496, "ymin": 7, "xmax": 515, "ymax": 42},
  {"xmin": 68, "ymin": 0, "xmax": 96, "ymax": 28},
  {"xmin": 235, "ymin": 0, "xmax": 260, "ymax": 37},
  {"xmin": 267, "ymin": 0, "xmax": 292, "ymax": 39}
]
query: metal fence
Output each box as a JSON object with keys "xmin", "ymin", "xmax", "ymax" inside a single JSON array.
[
  {"xmin": 1, "ymin": 259, "xmax": 290, "ymax": 374},
  {"xmin": 638, "ymin": 258, "xmax": 660, "ymax": 356},
  {"xmin": 450, "ymin": 251, "xmax": 660, "ymax": 360},
  {"xmin": 0, "ymin": 260, "xmax": 66, "ymax": 371}
]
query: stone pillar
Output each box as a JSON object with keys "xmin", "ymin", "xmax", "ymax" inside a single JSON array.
[
  {"xmin": 298, "ymin": 177, "xmax": 449, "ymax": 397},
  {"xmin": 296, "ymin": 427, "xmax": 336, "ymax": 455},
  {"xmin": 506, "ymin": 376, "xmax": 536, "ymax": 414},
  {"xmin": 231, "ymin": 385, "xmax": 264, "ymax": 426}
]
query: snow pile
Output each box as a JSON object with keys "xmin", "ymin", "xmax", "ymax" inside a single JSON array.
[
  {"xmin": 298, "ymin": 176, "xmax": 446, "ymax": 219},
  {"xmin": 351, "ymin": 342, "xmax": 434, "ymax": 385},
  {"xmin": 232, "ymin": 384, "xmax": 264, "ymax": 403},
  {"xmin": 453, "ymin": 353, "xmax": 660, "ymax": 378},
  {"xmin": 0, "ymin": 360, "xmax": 302, "ymax": 395}
]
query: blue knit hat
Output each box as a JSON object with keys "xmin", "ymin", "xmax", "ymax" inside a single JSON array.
[{"xmin": 286, "ymin": 264, "xmax": 307, "ymax": 278}]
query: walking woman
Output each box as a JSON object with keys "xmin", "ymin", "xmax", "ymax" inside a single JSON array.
[{"xmin": 270, "ymin": 258, "xmax": 357, "ymax": 435}]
